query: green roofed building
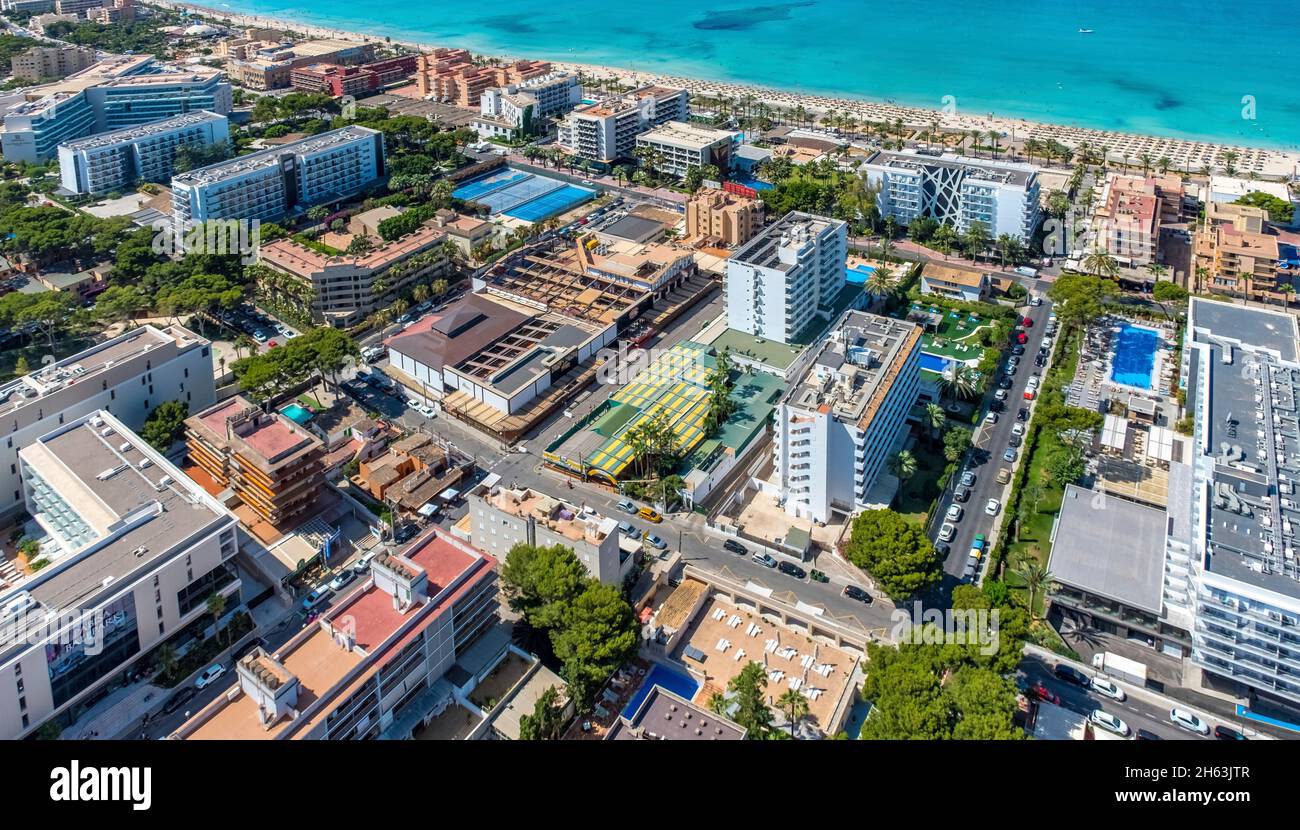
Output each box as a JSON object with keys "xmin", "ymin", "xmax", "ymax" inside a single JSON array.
[{"xmin": 544, "ymin": 341, "xmax": 784, "ymax": 502}]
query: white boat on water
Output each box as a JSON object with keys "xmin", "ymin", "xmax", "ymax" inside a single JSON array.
[{"xmin": 1078, "ymin": 28, "xmax": 1094, "ymax": 33}]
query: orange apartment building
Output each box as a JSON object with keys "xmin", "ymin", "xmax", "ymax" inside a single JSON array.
[
  {"xmin": 1090, "ymin": 172, "xmax": 1195, "ymax": 268},
  {"xmin": 685, "ymin": 186, "xmax": 765, "ymax": 247},
  {"xmin": 185, "ymin": 396, "xmax": 325, "ymax": 526},
  {"xmin": 414, "ymin": 48, "xmax": 552, "ymax": 107},
  {"xmin": 1194, "ymin": 201, "xmax": 1281, "ymax": 299}
]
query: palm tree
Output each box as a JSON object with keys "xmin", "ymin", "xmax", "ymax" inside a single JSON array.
[
  {"xmin": 1016, "ymin": 560, "xmax": 1053, "ymax": 619},
  {"xmin": 1281, "ymin": 284, "xmax": 1296, "ymax": 312},
  {"xmin": 206, "ymin": 591, "xmax": 228, "ymax": 646},
  {"xmin": 924, "ymin": 402, "xmax": 946, "ymax": 444},
  {"xmin": 888, "ymin": 449, "xmax": 918, "ymax": 482},
  {"xmin": 1194, "ymin": 265, "xmax": 1210, "ymax": 294},
  {"xmin": 1082, "ymin": 247, "xmax": 1120, "ymax": 280},
  {"xmin": 776, "ymin": 688, "xmax": 810, "ymax": 737},
  {"xmin": 939, "ymin": 366, "xmax": 980, "ymax": 402},
  {"xmin": 708, "ymin": 692, "xmax": 730, "ymax": 718},
  {"xmin": 157, "ymin": 642, "xmax": 178, "ymax": 683},
  {"xmin": 1138, "ymin": 152, "xmax": 1154, "ymax": 177},
  {"xmin": 864, "ymin": 263, "xmax": 894, "ymax": 300},
  {"xmin": 1156, "ymin": 156, "xmax": 1172, "ymax": 175}
]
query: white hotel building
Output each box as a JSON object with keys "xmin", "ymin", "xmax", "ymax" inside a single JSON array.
[
  {"xmin": 0, "ymin": 325, "xmax": 215, "ymax": 523},
  {"xmin": 861, "ymin": 149, "xmax": 1042, "ymax": 243},
  {"xmin": 774, "ymin": 310, "xmax": 922, "ymax": 523},
  {"xmin": 725, "ymin": 211, "xmax": 849, "ymax": 345},
  {"xmin": 634, "ymin": 121, "xmax": 737, "ymax": 178},
  {"xmin": 170, "ymin": 125, "xmax": 385, "ymax": 241},
  {"xmin": 556, "ymin": 85, "xmax": 688, "ymax": 166},
  {"xmin": 0, "ymin": 409, "xmax": 239, "ymax": 738},
  {"xmin": 474, "ymin": 72, "xmax": 581, "ymax": 141},
  {"xmin": 1173, "ymin": 298, "xmax": 1300, "ymax": 711},
  {"xmin": 58, "ymin": 110, "xmax": 230, "ymax": 195}
]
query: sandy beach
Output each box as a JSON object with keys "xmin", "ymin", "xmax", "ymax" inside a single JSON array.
[{"xmin": 160, "ymin": 0, "xmax": 1299, "ymax": 179}]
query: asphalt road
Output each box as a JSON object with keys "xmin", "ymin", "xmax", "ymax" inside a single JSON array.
[{"xmin": 935, "ymin": 298, "xmax": 1056, "ymax": 587}]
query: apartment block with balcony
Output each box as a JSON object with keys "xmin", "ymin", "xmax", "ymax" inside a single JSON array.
[
  {"xmin": 556, "ymin": 85, "xmax": 689, "ymax": 166},
  {"xmin": 1194, "ymin": 201, "xmax": 1281, "ymax": 300},
  {"xmin": 0, "ymin": 409, "xmax": 239, "ymax": 739},
  {"xmin": 861, "ymin": 149, "xmax": 1041, "ymax": 243},
  {"xmin": 57, "ymin": 110, "xmax": 230, "ymax": 195},
  {"xmin": 725, "ymin": 210, "xmax": 848, "ymax": 345},
  {"xmin": 10, "ymin": 45, "xmax": 95, "ymax": 82},
  {"xmin": 685, "ymin": 186, "xmax": 764, "ymax": 247},
  {"xmin": 466, "ymin": 480, "xmax": 629, "ymax": 585},
  {"xmin": 0, "ymin": 324, "xmax": 214, "ymax": 522},
  {"xmin": 257, "ymin": 220, "xmax": 449, "ymax": 327},
  {"xmin": 228, "ymin": 39, "xmax": 375, "ymax": 90},
  {"xmin": 1, "ymin": 56, "xmax": 232, "ymax": 163},
  {"xmin": 184, "ymin": 396, "xmax": 325, "ymax": 527},
  {"xmin": 170, "ymin": 125, "xmax": 385, "ymax": 243},
  {"xmin": 172, "ymin": 530, "xmax": 499, "ymax": 740},
  {"xmin": 774, "ymin": 310, "xmax": 922, "ymax": 523},
  {"xmin": 1173, "ymin": 299, "xmax": 1300, "ymax": 711},
  {"xmin": 414, "ymin": 48, "xmax": 551, "ymax": 107}
]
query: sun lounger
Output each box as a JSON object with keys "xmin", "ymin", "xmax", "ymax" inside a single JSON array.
[
  {"xmin": 764, "ymin": 639, "xmax": 777, "ymax": 653},
  {"xmin": 788, "ymin": 677, "xmax": 802, "ymax": 691},
  {"xmin": 603, "ymin": 688, "xmax": 619, "ymax": 703},
  {"xmin": 712, "ymin": 608, "xmax": 726, "ymax": 621},
  {"xmin": 594, "ymin": 704, "xmax": 610, "ymax": 719},
  {"xmin": 716, "ymin": 638, "xmax": 728, "ymax": 652},
  {"xmin": 769, "ymin": 670, "xmax": 784, "ymax": 683},
  {"xmin": 728, "ymin": 615, "xmax": 743, "ymax": 628}
]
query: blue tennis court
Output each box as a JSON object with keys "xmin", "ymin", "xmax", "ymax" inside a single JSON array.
[
  {"xmin": 505, "ymin": 184, "xmax": 595, "ymax": 222},
  {"xmin": 622, "ymin": 664, "xmax": 700, "ymax": 718},
  {"xmin": 452, "ymin": 168, "xmax": 531, "ymax": 201}
]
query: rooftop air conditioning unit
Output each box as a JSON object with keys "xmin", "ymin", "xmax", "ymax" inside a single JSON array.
[
  {"xmin": 138, "ymin": 458, "xmax": 152, "ymax": 469},
  {"xmin": 118, "ymin": 441, "xmax": 132, "ymax": 453},
  {"xmin": 89, "ymin": 415, "xmax": 104, "ymax": 428},
  {"xmin": 158, "ymin": 475, "xmax": 173, "ymax": 488},
  {"xmin": 100, "ymin": 427, "xmax": 114, "ymax": 437}
]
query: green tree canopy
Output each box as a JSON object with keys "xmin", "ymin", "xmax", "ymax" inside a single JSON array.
[
  {"xmin": 842, "ymin": 510, "xmax": 941, "ymax": 599},
  {"xmin": 140, "ymin": 400, "xmax": 189, "ymax": 451}
]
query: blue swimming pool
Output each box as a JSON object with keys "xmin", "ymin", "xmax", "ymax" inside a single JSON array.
[
  {"xmin": 622, "ymin": 664, "xmax": 700, "ymax": 718},
  {"xmin": 1111, "ymin": 323, "xmax": 1160, "ymax": 389},
  {"xmin": 846, "ymin": 264, "xmax": 876, "ymax": 286},
  {"xmin": 280, "ymin": 403, "xmax": 313, "ymax": 424},
  {"xmin": 920, "ymin": 353, "xmax": 951, "ymax": 374}
]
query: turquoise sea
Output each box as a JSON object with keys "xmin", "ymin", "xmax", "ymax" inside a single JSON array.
[{"xmin": 206, "ymin": 0, "xmax": 1298, "ymax": 149}]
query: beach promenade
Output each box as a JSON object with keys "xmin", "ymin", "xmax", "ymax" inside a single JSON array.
[{"xmin": 160, "ymin": 0, "xmax": 1298, "ymax": 179}]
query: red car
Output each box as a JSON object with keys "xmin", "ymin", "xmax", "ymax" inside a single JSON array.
[
  {"xmin": 267, "ymin": 340, "xmax": 278, "ymax": 348},
  {"xmin": 1022, "ymin": 317, "xmax": 1034, "ymax": 327},
  {"xmin": 1016, "ymin": 332, "xmax": 1028, "ymax": 344},
  {"xmin": 1030, "ymin": 682, "xmax": 1060, "ymax": 705},
  {"xmin": 1023, "ymin": 390, "xmax": 1036, "ymax": 400}
]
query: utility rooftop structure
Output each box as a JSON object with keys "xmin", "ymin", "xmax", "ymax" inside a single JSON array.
[
  {"xmin": 775, "ymin": 309, "xmax": 922, "ymax": 523},
  {"xmin": 1174, "ymin": 298, "xmax": 1300, "ymax": 708}
]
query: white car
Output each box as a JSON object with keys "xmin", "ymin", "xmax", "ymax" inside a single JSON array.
[
  {"xmin": 1011, "ymin": 422, "xmax": 1025, "ymax": 437},
  {"xmin": 194, "ymin": 663, "xmax": 226, "ymax": 690},
  {"xmin": 1168, "ymin": 707, "xmax": 1210, "ymax": 735},
  {"xmin": 1089, "ymin": 709, "xmax": 1131, "ymax": 737},
  {"xmin": 417, "ymin": 404, "xmax": 436, "ymax": 418},
  {"xmin": 1090, "ymin": 676, "xmax": 1127, "ymax": 702},
  {"xmin": 984, "ymin": 411, "xmax": 998, "ymax": 425},
  {"xmin": 994, "ymin": 389, "xmax": 1009, "ymax": 401},
  {"xmin": 406, "ymin": 396, "xmax": 421, "ymax": 408},
  {"xmin": 946, "ymin": 503, "xmax": 963, "ymax": 522},
  {"xmin": 985, "ymin": 498, "xmax": 1001, "ymax": 516},
  {"xmin": 938, "ymin": 522, "xmax": 957, "ymax": 542}
]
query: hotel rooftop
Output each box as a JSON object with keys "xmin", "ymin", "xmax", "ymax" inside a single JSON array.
[
  {"xmin": 1187, "ymin": 298, "xmax": 1300, "ymax": 595},
  {"xmin": 864, "ymin": 148, "xmax": 1037, "ymax": 187},
  {"xmin": 58, "ymin": 110, "xmax": 227, "ymax": 152},
  {"xmin": 171, "ymin": 125, "xmax": 379, "ymax": 187},
  {"xmin": 175, "ymin": 531, "xmax": 495, "ymax": 740},
  {"xmin": 187, "ymin": 395, "xmax": 323, "ymax": 475},
  {"xmin": 258, "ymin": 221, "xmax": 447, "ymax": 275},
  {"xmin": 480, "ymin": 485, "xmax": 616, "ymax": 548},
  {"xmin": 637, "ymin": 121, "xmax": 736, "ymax": 150},
  {"xmin": 784, "ymin": 309, "xmax": 923, "ymax": 428},
  {"xmin": 729, "ymin": 210, "xmax": 844, "ymax": 273},
  {"xmin": 606, "ymin": 686, "xmax": 747, "ymax": 740},
  {"xmin": 2, "ymin": 410, "xmax": 230, "ymax": 655}
]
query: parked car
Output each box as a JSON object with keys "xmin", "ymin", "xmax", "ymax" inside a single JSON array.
[
  {"xmin": 163, "ymin": 686, "xmax": 198, "ymax": 714},
  {"xmin": 1054, "ymin": 663, "xmax": 1091, "ymax": 687},
  {"xmin": 1011, "ymin": 344, "xmax": 1025, "ymax": 355},
  {"xmin": 946, "ymin": 503, "xmax": 963, "ymax": 522},
  {"xmin": 1022, "ymin": 390, "xmax": 1036, "ymax": 401},
  {"xmin": 1021, "ymin": 317, "xmax": 1034, "ymax": 327},
  {"xmin": 954, "ymin": 486, "xmax": 971, "ymax": 503},
  {"xmin": 644, "ymin": 534, "xmax": 667, "ymax": 550},
  {"xmin": 1135, "ymin": 729, "xmax": 1161, "ymax": 740},
  {"xmin": 617, "ymin": 499, "xmax": 637, "ymax": 514},
  {"xmin": 417, "ymin": 404, "xmax": 436, "ymax": 418},
  {"xmin": 1008, "ymin": 434, "xmax": 1021, "ymax": 448},
  {"xmin": 1011, "ymin": 422, "xmax": 1025, "ymax": 437},
  {"xmin": 960, "ymin": 471, "xmax": 976, "ymax": 488},
  {"xmin": 1017, "ymin": 407, "xmax": 1029, "ymax": 421},
  {"xmin": 984, "ymin": 411, "xmax": 998, "ymax": 425},
  {"xmin": 1169, "ymin": 707, "xmax": 1211, "ymax": 735},
  {"xmin": 195, "ymin": 663, "xmax": 227, "ymax": 690},
  {"xmin": 938, "ymin": 522, "xmax": 956, "ymax": 542},
  {"xmin": 962, "ymin": 556, "xmax": 979, "ymax": 580},
  {"xmin": 723, "ymin": 539, "xmax": 747, "ymax": 555},
  {"xmin": 934, "ymin": 541, "xmax": 951, "ymax": 557},
  {"xmin": 1029, "ymin": 682, "xmax": 1060, "ymax": 705},
  {"xmin": 1030, "ymin": 296, "xmax": 1043, "ymax": 307},
  {"xmin": 995, "ymin": 389, "xmax": 1009, "ymax": 401},
  {"xmin": 617, "ymin": 521, "xmax": 641, "ymax": 540},
  {"xmin": 998, "ymin": 377, "xmax": 1013, "ymax": 390},
  {"xmin": 1035, "ymin": 354, "xmax": 1047, "ymax": 367},
  {"xmin": 996, "ymin": 468, "xmax": 1012, "ymax": 485},
  {"xmin": 777, "ymin": 561, "xmax": 807, "ymax": 579},
  {"xmin": 637, "ymin": 506, "xmax": 663, "ymax": 523},
  {"xmin": 328, "ymin": 569, "xmax": 357, "ymax": 592},
  {"xmin": 989, "ymin": 398, "xmax": 1005, "ymax": 412},
  {"xmin": 1090, "ymin": 709, "xmax": 1131, "ymax": 737},
  {"xmin": 1016, "ymin": 332, "xmax": 1028, "ymax": 344},
  {"xmin": 301, "ymin": 584, "xmax": 333, "ymax": 611},
  {"xmin": 752, "ymin": 552, "xmax": 777, "ymax": 568},
  {"xmin": 1003, "ymin": 448, "xmax": 1018, "ymax": 462},
  {"xmin": 1214, "ymin": 725, "xmax": 1247, "ymax": 741},
  {"xmin": 1090, "ymin": 676, "xmax": 1127, "ymax": 701},
  {"xmin": 985, "ymin": 498, "xmax": 1001, "ymax": 516},
  {"xmin": 353, "ymin": 550, "xmax": 378, "ymax": 575},
  {"xmin": 843, "ymin": 585, "xmax": 872, "ymax": 603}
]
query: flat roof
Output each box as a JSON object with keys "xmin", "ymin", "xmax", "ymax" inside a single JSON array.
[
  {"xmin": 172, "ymin": 125, "xmax": 379, "ymax": 188},
  {"xmin": 637, "ymin": 121, "xmax": 736, "ymax": 150},
  {"xmin": 59, "ymin": 110, "xmax": 226, "ymax": 152},
  {"xmin": 1189, "ymin": 298, "xmax": 1297, "ymax": 361},
  {"xmin": 607, "ymin": 685, "xmax": 746, "ymax": 740},
  {"xmin": 599, "ymin": 214, "xmax": 663, "ymax": 243},
  {"xmin": 864, "ymin": 148, "xmax": 1037, "ymax": 187},
  {"xmin": 1051, "ymin": 485, "xmax": 1167, "ymax": 614},
  {"xmin": 729, "ymin": 210, "xmax": 845, "ymax": 273},
  {"xmin": 10, "ymin": 411, "xmax": 229, "ymax": 617}
]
